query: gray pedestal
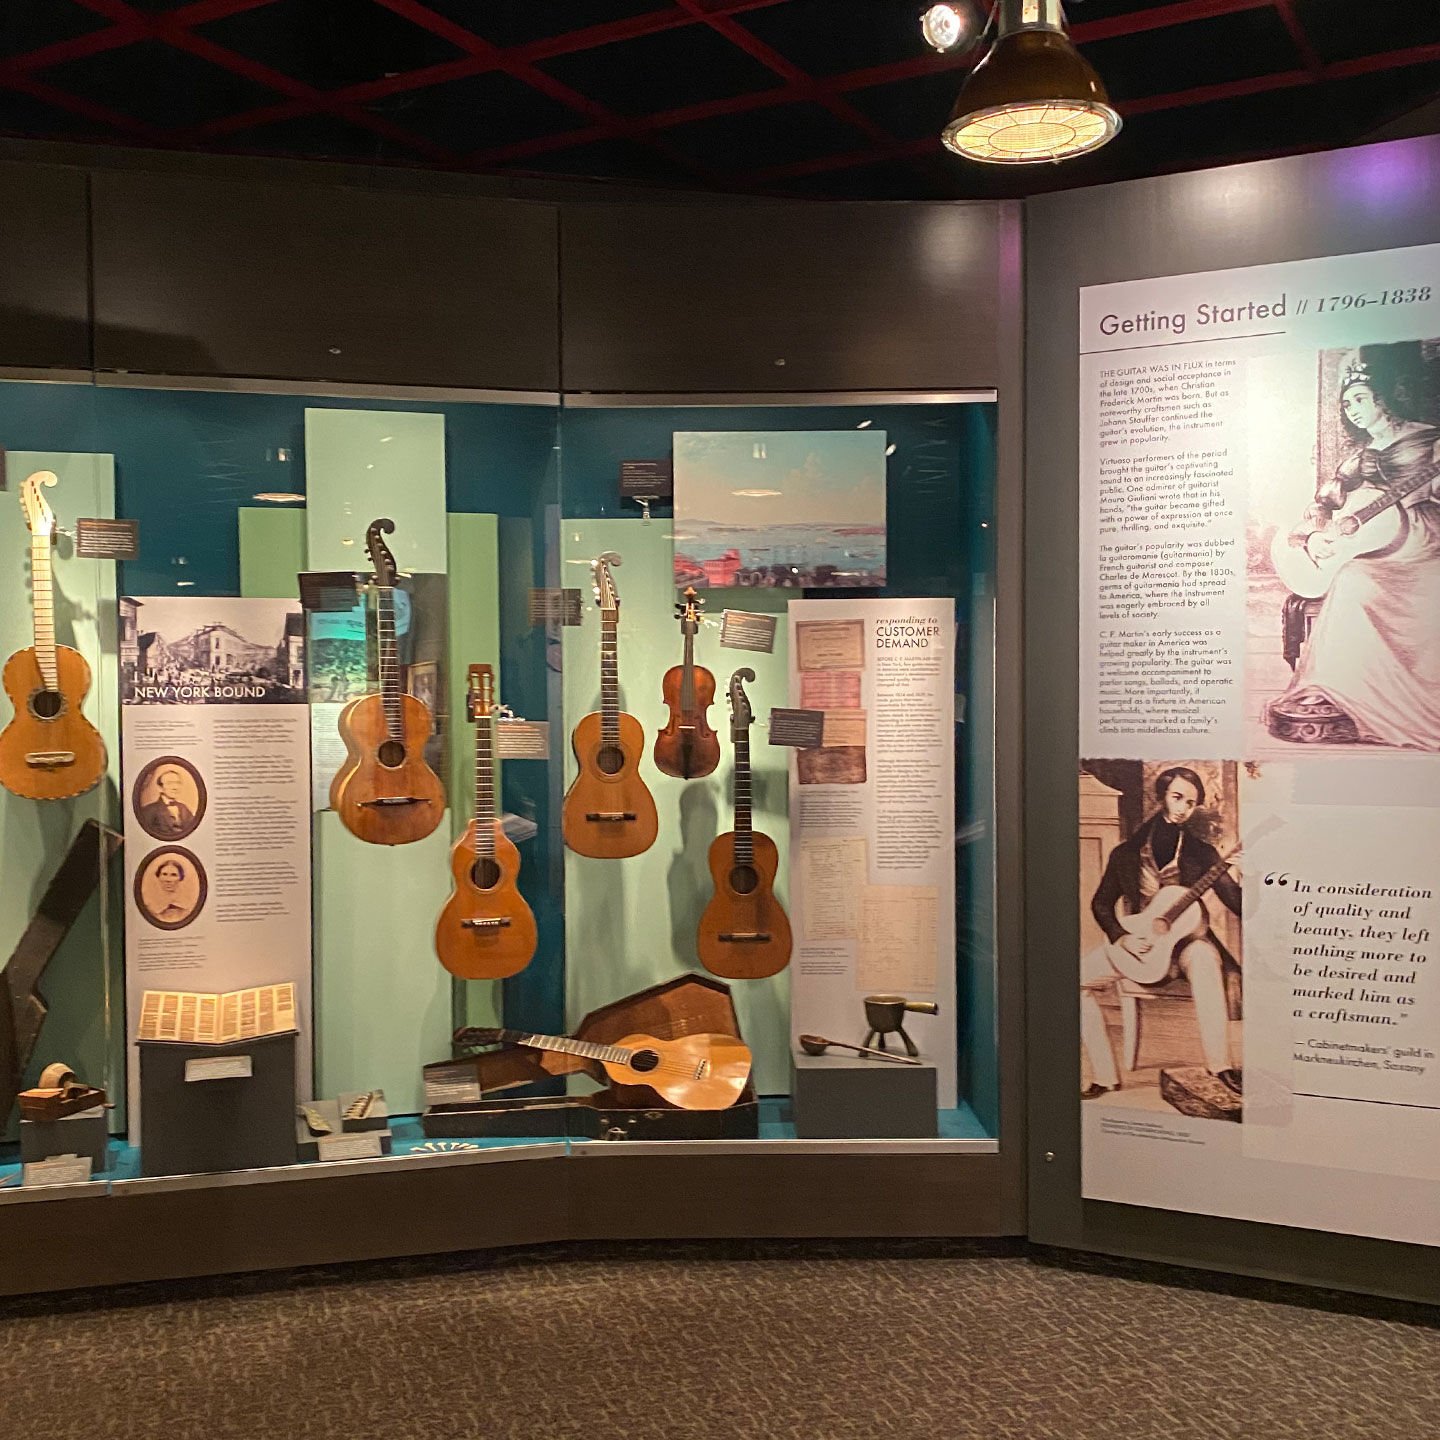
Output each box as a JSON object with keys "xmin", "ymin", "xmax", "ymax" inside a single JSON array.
[
  {"xmin": 139, "ymin": 1031, "xmax": 299, "ymax": 1177},
  {"xmin": 791, "ymin": 1050, "xmax": 938, "ymax": 1139},
  {"xmin": 20, "ymin": 1106, "xmax": 109, "ymax": 1169},
  {"xmin": 296, "ymin": 1097, "xmax": 393, "ymax": 1162}
]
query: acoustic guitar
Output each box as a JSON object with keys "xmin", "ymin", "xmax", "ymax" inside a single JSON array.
[
  {"xmin": 1270, "ymin": 458, "xmax": 1439, "ymax": 599},
  {"xmin": 561, "ymin": 552, "xmax": 658, "ymax": 858},
  {"xmin": 454, "ymin": 1026, "xmax": 752, "ymax": 1111},
  {"xmin": 0, "ymin": 472, "xmax": 107, "ymax": 801},
  {"xmin": 654, "ymin": 586, "xmax": 720, "ymax": 780},
  {"xmin": 697, "ymin": 668, "xmax": 792, "ymax": 980},
  {"xmin": 434, "ymin": 664, "xmax": 538, "ymax": 980},
  {"xmin": 332, "ymin": 518, "xmax": 446, "ymax": 845}
]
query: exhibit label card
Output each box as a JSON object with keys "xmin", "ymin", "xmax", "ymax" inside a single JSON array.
[
  {"xmin": 120, "ymin": 597, "xmax": 312, "ymax": 1133},
  {"xmin": 1078, "ymin": 242, "xmax": 1440, "ymax": 1246},
  {"xmin": 786, "ymin": 598, "xmax": 956, "ymax": 1106}
]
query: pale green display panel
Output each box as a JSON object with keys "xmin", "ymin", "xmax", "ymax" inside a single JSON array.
[
  {"xmin": 303, "ymin": 409, "xmax": 451, "ymax": 1111},
  {"xmin": 561, "ymin": 519, "xmax": 791, "ymax": 1094},
  {"xmin": 238, "ymin": 507, "xmax": 306, "ymax": 598},
  {"xmin": 0, "ymin": 452, "xmax": 122, "ymax": 1133}
]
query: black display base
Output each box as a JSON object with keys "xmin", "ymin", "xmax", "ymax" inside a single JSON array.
[
  {"xmin": 423, "ymin": 1091, "xmax": 760, "ymax": 1141},
  {"xmin": 139, "ymin": 1031, "xmax": 299, "ymax": 1177},
  {"xmin": 20, "ymin": 1106, "xmax": 109, "ymax": 1169},
  {"xmin": 791, "ymin": 1050, "xmax": 938, "ymax": 1139}
]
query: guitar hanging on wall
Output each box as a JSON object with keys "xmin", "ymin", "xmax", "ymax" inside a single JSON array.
[
  {"xmin": 434, "ymin": 664, "xmax": 538, "ymax": 980},
  {"xmin": 331, "ymin": 518, "xmax": 446, "ymax": 845},
  {"xmin": 654, "ymin": 586, "xmax": 720, "ymax": 780},
  {"xmin": 697, "ymin": 668, "xmax": 792, "ymax": 980},
  {"xmin": 0, "ymin": 472, "xmax": 107, "ymax": 801},
  {"xmin": 454, "ymin": 1026, "xmax": 752, "ymax": 1111},
  {"xmin": 561, "ymin": 552, "xmax": 658, "ymax": 859}
]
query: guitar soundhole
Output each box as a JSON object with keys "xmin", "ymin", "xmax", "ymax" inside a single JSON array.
[
  {"xmin": 628, "ymin": 1049, "xmax": 660, "ymax": 1074},
  {"xmin": 377, "ymin": 739, "xmax": 406, "ymax": 768},
  {"xmin": 469, "ymin": 857, "xmax": 501, "ymax": 891},
  {"xmin": 729, "ymin": 865, "xmax": 758, "ymax": 895},
  {"xmin": 596, "ymin": 743, "xmax": 625, "ymax": 776},
  {"xmin": 29, "ymin": 690, "xmax": 64, "ymax": 721}
]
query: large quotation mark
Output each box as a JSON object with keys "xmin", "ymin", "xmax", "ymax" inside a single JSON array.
[{"xmin": 1263, "ymin": 872, "xmax": 1291, "ymax": 887}]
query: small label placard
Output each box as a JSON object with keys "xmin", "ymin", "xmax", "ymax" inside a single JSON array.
[
  {"xmin": 425, "ymin": 1063, "xmax": 483, "ymax": 1107},
  {"xmin": 619, "ymin": 458, "xmax": 673, "ymax": 501},
  {"xmin": 318, "ymin": 1133, "xmax": 384, "ymax": 1162},
  {"xmin": 768, "ymin": 708, "xmax": 825, "ymax": 748},
  {"xmin": 299, "ymin": 571, "xmax": 362, "ymax": 613},
  {"xmin": 822, "ymin": 709, "xmax": 868, "ymax": 747},
  {"xmin": 185, "ymin": 1054, "xmax": 254, "ymax": 1083},
  {"xmin": 720, "ymin": 610, "xmax": 778, "ymax": 653},
  {"xmin": 23, "ymin": 1154, "xmax": 92, "ymax": 1188},
  {"xmin": 76, "ymin": 517, "xmax": 140, "ymax": 560},
  {"xmin": 495, "ymin": 718, "xmax": 550, "ymax": 759},
  {"xmin": 528, "ymin": 588, "xmax": 584, "ymax": 626}
]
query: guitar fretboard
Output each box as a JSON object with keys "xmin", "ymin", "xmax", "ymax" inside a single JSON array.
[
  {"xmin": 30, "ymin": 531, "xmax": 58, "ymax": 691},
  {"xmin": 376, "ymin": 586, "xmax": 402, "ymax": 742},
  {"xmin": 732, "ymin": 725, "xmax": 753, "ymax": 865},
  {"xmin": 600, "ymin": 610, "xmax": 620, "ymax": 746},
  {"xmin": 1159, "ymin": 851, "xmax": 1236, "ymax": 925},
  {"xmin": 1353, "ymin": 455, "xmax": 1440, "ymax": 525},
  {"xmin": 474, "ymin": 705, "xmax": 495, "ymax": 860},
  {"xmin": 480, "ymin": 1029, "xmax": 633, "ymax": 1066}
]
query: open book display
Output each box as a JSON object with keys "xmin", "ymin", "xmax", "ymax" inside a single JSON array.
[{"xmin": 137, "ymin": 982, "xmax": 298, "ymax": 1045}]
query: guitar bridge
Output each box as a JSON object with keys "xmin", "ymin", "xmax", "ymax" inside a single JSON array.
[
  {"xmin": 460, "ymin": 917, "xmax": 513, "ymax": 930},
  {"xmin": 357, "ymin": 796, "xmax": 432, "ymax": 808},
  {"xmin": 693, "ymin": 1059, "xmax": 710, "ymax": 1080},
  {"xmin": 719, "ymin": 931, "xmax": 772, "ymax": 943},
  {"xmin": 24, "ymin": 751, "xmax": 75, "ymax": 768},
  {"xmin": 585, "ymin": 811, "xmax": 637, "ymax": 822}
]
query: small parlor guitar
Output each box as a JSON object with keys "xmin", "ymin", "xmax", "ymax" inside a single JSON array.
[
  {"xmin": 654, "ymin": 586, "xmax": 720, "ymax": 780},
  {"xmin": 332, "ymin": 518, "xmax": 446, "ymax": 845},
  {"xmin": 0, "ymin": 472, "xmax": 106, "ymax": 801},
  {"xmin": 434, "ymin": 664, "xmax": 537, "ymax": 980},
  {"xmin": 454, "ymin": 1026, "xmax": 752, "ymax": 1110},
  {"xmin": 697, "ymin": 669, "xmax": 792, "ymax": 980},
  {"xmin": 561, "ymin": 552, "xmax": 658, "ymax": 858}
]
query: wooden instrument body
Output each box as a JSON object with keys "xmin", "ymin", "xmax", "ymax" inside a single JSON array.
[
  {"xmin": 1270, "ymin": 484, "xmax": 1408, "ymax": 599},
  {"xmin": 0, "ymin": 645, "xmax": 106, "ymax": 801},
  {"xmin": 328, "ymin": 696, "xmax": 362, "ymax": 811},
  {"xmin": 333, "ymin": 692, "xmax": 446, "ymax": 845},
  {"xmin": 562, "ymin": 710, "xmax": 659, "ymax": 858},
  {"xmin": 697, "ymin": 829, "xmax": 792, "ymax": 979},
  {"xmin": 599, "ymin": 1032, "xmax": 752, "ymax": 1110},
  {"xmin": 1105, "ymin": 887, "xmax": 1207, "ymax": 985},
  {"xmin": 653, "ymin": 663, "xmax": 720, "ymax": 779},
  {"xmin": 434, "ymin": 820, "xmax": 538, "ymax": 979}
]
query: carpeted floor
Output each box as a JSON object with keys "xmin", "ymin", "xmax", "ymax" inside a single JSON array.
[{"xmin": 0, "ymin": 1241, "xmax": 1435, "ymax": 1440}]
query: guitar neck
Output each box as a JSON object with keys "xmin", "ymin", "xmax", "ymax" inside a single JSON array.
[
  {"xmin": 483, "ymin": 1028, "xmax": 634, "ymax": 1066},
  {"xmin": 1160, "ymin": 849, "xmax": 1236, "ymax": 925},
  {"xmin": 1354, "ymin": 456, "xmax": 1440, "ymax": 525},
  {"xmin": 474, "ymin": 708, "xmax": 496, "ymax": 859},
  {"xmin": 600, "ymin": 611, "xmax": 620, "ymax": 745},
  {"xmin": 732, "ymin": 726, "xmax": 753, "ymax": 864},
  {"xmin": 376, "ymin": 586, "xmax": 402, "ymax": 741},
  {"xmin": 30, "ymin": 531, "xmax": 58, "ymax": 691}
]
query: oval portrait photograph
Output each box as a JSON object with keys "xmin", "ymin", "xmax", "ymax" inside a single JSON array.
[
  {"xmin": 131, "ymin": 755, "xmax": 207, "ymax": 842},
  {"xmin": 133, "ymin": 845, "xmax": 208, "ymax": 932}
]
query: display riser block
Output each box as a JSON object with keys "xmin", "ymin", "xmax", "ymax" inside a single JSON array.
[
  {"xmin": 20, "ymin": 1106, "xmax": 109, "ymax": 1169},
  {"xmin": 791, "ymin": 1051, "xmax": 938, "ymax": 1139},
  {"xmin": 423, "ymin": 1093, "xmax": 760, "ymax": 1141}
]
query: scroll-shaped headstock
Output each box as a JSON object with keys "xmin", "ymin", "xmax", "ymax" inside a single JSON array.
[
  {"xmin": 20, "ymin": 471, "xmax": 58, "ymax": 538},
  {"xmin": 466, "ymin": 663, "xmax": 495, "ymax": 723},
  {"xmin": 675, "ymin": 585, "xmax": 704, "ymax": 635},
  {"xmin": 365, "ymin": 517, "xmax": 398, "ymax": 588},
  {"xmin": 728, "ymin": 667, "xmax": 755, "ymax": 731},
  {"xmin": 592, "ymin": 551, "xmax": 622, "ymax": 615}
]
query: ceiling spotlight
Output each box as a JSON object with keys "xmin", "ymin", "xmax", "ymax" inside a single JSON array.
[
  {"xmin": 942, "ymin": 0, "xmax": 1120, "ymax": 165},
  {"xmin": 920, "ymin": 4, "xmax": 968, "ymax": 52}
]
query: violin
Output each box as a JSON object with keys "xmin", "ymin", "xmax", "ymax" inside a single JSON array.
[{"xmin": 654, "ymin": 586, "xmax": 720, "ymax": 780}]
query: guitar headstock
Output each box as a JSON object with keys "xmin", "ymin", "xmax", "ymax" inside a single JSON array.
[
  {"xmin": 365, "ymin": 517, "xmax": 398, "ymax": 588},
  {"xmin": 675, "ymin": 585, "xmax": 704, "ymax": 635},
  {"xmin": 466, "ymin": 663, "xmax": 495, "ymax": 723},
  {"xmin": 19, "ymin": 471, "xmax": 58, "ymax": 538},
  {"xmin": 592, "ymin": 551, "xmax": 622, "ymax": 615},
  {"xmin": 454, "ymin": 1026, "xmax": 502, "ymax": 1049},
  {"xmin": 728, "ymin": 667, "xmax": 755, "ymax": 730}
]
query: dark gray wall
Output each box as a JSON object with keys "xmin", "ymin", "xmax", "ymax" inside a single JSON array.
[
  {"xmin": 0, "ymin": 161, "xmax": 90, "ymax": 371},
  {"xmin": 1025, "ymin": 134, "xmax": 1440, "ymax": 1303}
]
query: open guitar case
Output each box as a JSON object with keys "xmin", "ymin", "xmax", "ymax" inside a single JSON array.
[{"xmin": 421, "ymin": 972, "xmax": 760, "ymax": 1141}]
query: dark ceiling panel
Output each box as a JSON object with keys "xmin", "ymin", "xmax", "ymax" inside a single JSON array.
[
  {"xmin": 197, "ymin": 0, "xmax": 462, "ymax": 91},
  {"xmin": 738, "ymin": 0, "xmax": 942, "ymax": 78},
  {"xmin": 42, "ymin": 38, "xmax": 282, "ymax": 130},
  {"xmin": 845, "ymin": 69, "xmax": 965, "ymax": 144},
  {"xmin": 535, "ymin": 23, "xmax": 782, "ymax": 117},
  {"xmin": 0, "ymin": 0, "xmax": 108, "ymax": 60},
  {"xmin": 221, "ymin": 112, "xmax": 418, "ymax": 163},
  {"xmin": 666, "ymin": 101, "xmax": 869, "ymax": 171},
  {"xmin": 511, "ymin": 137, "xmax": 697, "ymax": 186},
  {"xmin": 420, "ymin": 0, "xmax": 668, "ymax": 50},
  {"xmin": 0, "ymin": 88, "xmax": 113, "ymax": 139},
  {"xmin": 373, "ymin": 69, "xmax": 586, "ymax": 152},
  {"xmin": 1294, "ymin": 0, "xmax": 1440, "ymax": 66}
]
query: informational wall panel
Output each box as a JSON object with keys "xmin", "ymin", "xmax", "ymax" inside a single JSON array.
[{"xmin": 1078, "ymin": 241, "xmax": 1440, "ymax": 1246}]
